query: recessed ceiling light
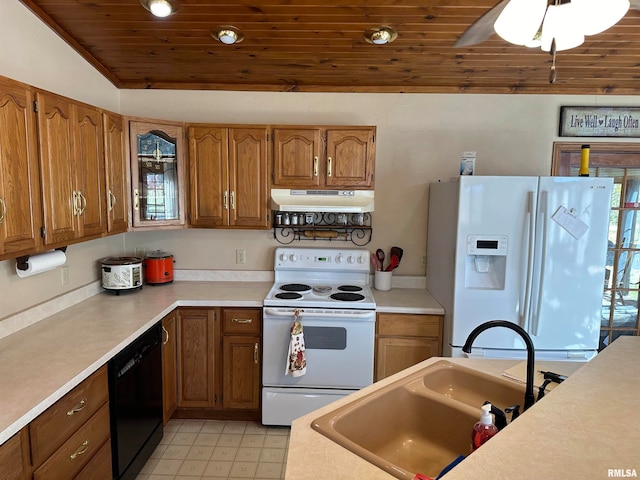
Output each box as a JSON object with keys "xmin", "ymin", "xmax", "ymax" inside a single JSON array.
[
  {"xmin": 364, "ymin": 26, "xmax": 398, "ymax": 45},
  {"xmin": 212, "ymin": 26, "xmax": 245, "ymax": 45},
  {"xmin": 140, "ymin": 0, "xmax": 176, "ymax": 18}
]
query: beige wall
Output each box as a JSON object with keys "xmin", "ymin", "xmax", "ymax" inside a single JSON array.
[{"xmin": 1, "ymin": 0, "xmax": 639, "ymax": 321}]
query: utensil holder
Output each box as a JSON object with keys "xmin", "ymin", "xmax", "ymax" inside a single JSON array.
[{"xmin": 374, "ymin": 271, "xmax": 392, "ymax": 291}]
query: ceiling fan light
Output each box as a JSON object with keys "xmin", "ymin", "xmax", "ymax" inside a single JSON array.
[
  {"xmin": 574, "ymin": 0, "xmax": 630, "ymax": 36},
  {"xmin": 148, "ymin": 0, "xmax": 172, "ymax": 17},
  {"xmin": 494, "ymin": 0, "xmax": 547, "ymax": 46},
  {"xmin": 540, "ymin": 3, "xmax": 585, "ymax": 52}
]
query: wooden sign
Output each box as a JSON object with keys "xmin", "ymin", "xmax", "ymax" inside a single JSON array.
[{"xmin": 559, "ymin": 106, "xmax": 640, "ymax": 137}]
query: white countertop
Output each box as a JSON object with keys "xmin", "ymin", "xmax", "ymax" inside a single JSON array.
[
  {"xmin": 0, "ymin": 280, "xmax": 440, "ymax": 446},
  {"xmin": 285, "ymin": 337, "xmax": 640, "ymax": 480}
]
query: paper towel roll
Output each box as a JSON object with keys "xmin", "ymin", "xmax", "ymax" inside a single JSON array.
[{"xmin": 16, "ymin": 250, "xmax": 67, "ymax": 278}]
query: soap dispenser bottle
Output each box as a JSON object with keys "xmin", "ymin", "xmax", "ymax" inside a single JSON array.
[{"xmin": 471, "ymin": 403, "xmax": 499, "ymax": 452}]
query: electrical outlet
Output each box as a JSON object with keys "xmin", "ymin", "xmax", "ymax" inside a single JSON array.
[
  {"xmin": 61, "ymin": 266, "xmax": 69, "ymax": 285},
  {"xmin": 421, "ymin": 254, "xmax": 427, "ymax": 267},
  {"xmin": 236, "ymin": 249, "xmax": 246, "ymax": 264}
]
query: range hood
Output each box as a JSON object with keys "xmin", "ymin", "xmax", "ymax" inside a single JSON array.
[{"xmin": 271, "ymin": 189, "xmax": 374, "ymax": 213}]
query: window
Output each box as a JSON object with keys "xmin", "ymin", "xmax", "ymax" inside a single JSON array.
[{"xmin": 553, "ymin": 142, "xmax": 640, "ymax": 350}]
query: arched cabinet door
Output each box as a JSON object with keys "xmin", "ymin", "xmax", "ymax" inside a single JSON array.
[{"xmin": 129, "ymin": 120, "xmax": 186, "ymax": 228}]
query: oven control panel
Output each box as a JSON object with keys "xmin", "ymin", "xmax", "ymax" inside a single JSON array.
[{"xmin": 275, "ymin": 247, "xmax": 369, "ymax": 271}]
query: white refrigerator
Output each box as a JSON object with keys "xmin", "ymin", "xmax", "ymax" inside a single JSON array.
[{"xmin": 426, "ymin": 176, "xmax": 613, "ymax": 361}]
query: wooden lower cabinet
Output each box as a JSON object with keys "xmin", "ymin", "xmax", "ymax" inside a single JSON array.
[
  {"xmin": 0, "ymin": 428, "xmax": 31, "ymax": 480},
  {"xmin": 29, "ymin": 365, "xmax": 111, "ymax": 480},
  {"xmin": 162, "ymin": 311, "xmax": 178, "ymax": 424},
  {"xmin": 175, "ymin": 307, "xmax": 261, "ymax": 419},
  {"xmin": 375, "ymin": 313, "xmax": 443, "ymax": 381}
]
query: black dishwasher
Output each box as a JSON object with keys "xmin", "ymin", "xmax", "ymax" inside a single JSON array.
[{"xmin": 109, "ymin": 321, "xmax": 163, "ymax": 480}]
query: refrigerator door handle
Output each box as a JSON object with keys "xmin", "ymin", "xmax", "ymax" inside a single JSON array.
[
  {"xmin": 530, "ymin": 190, "xmax": 549, "ymax": 336},
  {"xmin": 521, "ymin": 191, "xmax": 536, "ymax": 330}
]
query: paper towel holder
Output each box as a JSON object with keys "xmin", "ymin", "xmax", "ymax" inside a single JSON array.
[{"xmin": 16, "ymin": 246, "xmax": 67, "ymax": 271}]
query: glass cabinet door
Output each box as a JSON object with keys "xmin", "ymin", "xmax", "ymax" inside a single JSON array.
[{"xmin": 129, "ymin": 121, "xmax": 185, "ymax": 227}]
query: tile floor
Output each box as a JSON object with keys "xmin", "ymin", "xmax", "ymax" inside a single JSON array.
[{"xmin": 136, "ymin": 419, "xmax": 290, "ymax": 480}]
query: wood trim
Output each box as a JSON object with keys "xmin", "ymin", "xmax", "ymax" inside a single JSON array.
[{"xmin": 552, "ymin": 142, "xmax": 640, "ymax": 175}]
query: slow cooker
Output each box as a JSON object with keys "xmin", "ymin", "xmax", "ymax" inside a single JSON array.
[
  {"xmin": 143, "ymin": 250, "xmax": 174, "ymax": 285},
  {"xmin": 101, "ymin": 256, "xmax": 143, "ymax": 294}
]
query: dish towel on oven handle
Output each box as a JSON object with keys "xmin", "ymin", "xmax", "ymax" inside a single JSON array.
[{"xmin": 286, "ymin": 309, "xmax": 307, "ymax": 377}]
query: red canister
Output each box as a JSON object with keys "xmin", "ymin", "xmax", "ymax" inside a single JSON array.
[{"xmin": 143, "ymin": 250, "xmax": 174, "ymax": 284}]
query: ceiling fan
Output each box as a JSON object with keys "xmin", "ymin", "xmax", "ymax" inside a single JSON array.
[{"xmin": 454, "ymin": 0, "xmax": 640, "ymax": 48}]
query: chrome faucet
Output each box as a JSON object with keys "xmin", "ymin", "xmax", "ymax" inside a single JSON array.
[{"xmin": 462, "ymin": 320, "xmax": 536, "ymax": 411}]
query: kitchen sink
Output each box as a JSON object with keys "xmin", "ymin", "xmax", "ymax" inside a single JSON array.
[
  {"xmin": 312, "ymin": 360, "xmax": 527, "ymax": 479},
  {"xmin": 415, "ymin": 360, "xmax": 526, "ymax": 412}
]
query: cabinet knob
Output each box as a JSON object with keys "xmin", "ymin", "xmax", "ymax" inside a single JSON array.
[
  {"xmin": 108, "ymin": 190, "xmax": 116, "ymax": 212},
  {"xmin": 69, "ymin": 440, "xmax": 89, "ymax": 460},
  {"xmin": 133, "ymin": 189, "xmax": 140, "ymax": 211},
  {"xmin": 232, "ymin": 318, "xmax": 253, "ymax": 324},
  {"xmin": 67, "ymin": 397, "xmax": 87, "ymax": 417},
  {"xmin": 0, "ymin": 198, "xmax": 5, "ymax": 225}
]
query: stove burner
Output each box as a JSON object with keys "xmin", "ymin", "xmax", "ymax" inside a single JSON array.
[
  {"xmin": 280, "ymin": 283, "xmax": 312, "ymax": 292},
  {"xmin": 330, "ymin": 292, "xmax": 365, "ymax": 302},
  {"xmin": 275, "ymin": 292, "xmax": 303, "ymax": 300},
  {"xmin": 337, "ymin": 285, "xmax": 363, "ymax": 292}
]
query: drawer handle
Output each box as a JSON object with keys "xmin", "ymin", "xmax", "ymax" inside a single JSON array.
[
  {"xmin": 254, "ymin": 342, "xmax": 259, "ymax": 364},
  {"xmin": 67, "ymin": 398, "xmax": 87, "ymax": 417},
  {"xmin": 70, "ymin": 440, "xmax": 89, "ymax": 460},
  {"xmin": 232, "ymin": 318, "xmax": 253, "ymax": 324}
]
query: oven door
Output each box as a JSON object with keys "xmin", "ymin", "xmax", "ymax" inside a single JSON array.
[{"xmin": 262, "ymin": 307, "xmax": 375, "ymax": 389}]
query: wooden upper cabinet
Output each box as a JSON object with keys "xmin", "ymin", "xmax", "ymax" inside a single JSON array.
[
  {"xmin": 325, "ymin": 128, "xmax": 375, "ymax": 188},
  {"xmin": 129, "ymin": 120, "xmax": 186, "ymax": 228},
  {"xmin": 189, "ymin": 125, "xmax": 269, "ymax": 229},
  {"xmin": 36, "ymin": 91, "xmax": 106, "ymax": 245},
  {"xmin": 0, "ymin": 76, "xmax": 42, "ymax": 259},
  {"xmin": 103, "ymin": 112, "xmax": 129, "ymax": 234},
  {"xmin": 272, "ymin": 126, "xmax": 375, "ymax": 189},
  {"xmin": 272, "ymin": 128, "xmax": 322, "ymax": 187}
]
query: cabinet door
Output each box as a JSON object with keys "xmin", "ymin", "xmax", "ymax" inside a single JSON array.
[
  {"xmin": 375, "ymin": 336, "xmax": 440, "ymax": 381},
  {"xmin": 272, "ymin": 128, "xmax": 322, "ymax": 187},
  {"xmin": 188, "ymin": 126, "xmax": 228, "ymax": 227},
  {"xmin": 0, "ymin": 77, "xmax": 42, "ymax": 257},
  {"xmin": 103, "ymin": 112, "xmax": 129, "ymax": 234},
  {"xmin": 177, "ymin": 308, "xmax": 217, "ymax": 408},
  {"xmin": 36, "ymin": 92, "xmax": 77, "ymax": 244},
  {"xmin": 325, "ymin": 128, "xmax": 375, "ymax": 188},
  {"xmin": 129, "ymin": 120, "xmax": 186, "ymax": 227},
  {"xmin": 162, "ymin": 311, "xmax": 178, "ymax": 424},
  {"xmin": 222, "ymin": 335, "xmax": 260, "ymax": 410},
  {"xmin": 229, "ymin": 127, "xmax": 269, "ymax": 228},
  {"xmin": 0, "ymin": 428, "xmax": 31, "ymax": 480},
  {"xmin": 74, "ymin": 103, "xmax": 106, "ymax": 238}
]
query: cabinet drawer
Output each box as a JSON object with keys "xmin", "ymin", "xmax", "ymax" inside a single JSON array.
[
  {"xmin": 33, "ymin": 402, "xmax": 111, "ymax": 480},
  {"xmin": 377, "ymin": 314, "xmax": 442, "ymax": 337},
  {"xmin": 74, "ymin": 438, "xmax": 112, "ymax": 480},
  {"xmin": 30, "ymin": 365, "xmax": 109, "ymax": 468},
  {"xmin": 223, "ymin": 308, "xmax": 261, "ymax": 334}
]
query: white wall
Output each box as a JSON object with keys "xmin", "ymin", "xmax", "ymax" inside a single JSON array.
[
  {"xmin": 1, "ymin": 0, "xmax": 639, "ymax": 321},
  {"xmin": 119, "ymin": 90, "xmax": 640, "ymax": 274},
  {"xmin": 0, "ymin": 0, "xmax": 122, "ymax": 320}
]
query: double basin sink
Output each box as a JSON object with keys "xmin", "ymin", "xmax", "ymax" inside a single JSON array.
[{"xmin": 311, "ymin": 360, "xmax": 526, "ymax": 479}]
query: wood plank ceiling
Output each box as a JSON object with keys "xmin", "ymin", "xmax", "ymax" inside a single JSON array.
[{"xmin": 18, "ymin": 0, "xmax": 640, "ymax": 94}]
